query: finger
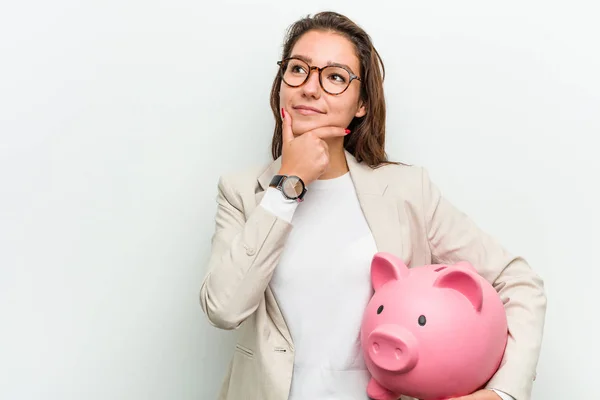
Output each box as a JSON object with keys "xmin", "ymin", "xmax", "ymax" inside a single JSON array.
[
  {"xmin": 281, "ymin": 107, "xmax": 294, "ymax": 144},
  {"xmin": 320, "ymin": 139, "xmax": 329, "ymax": 154},
  {"xmin": 309, "ymin": 126, "xmax": 350, "ymax": 140}
]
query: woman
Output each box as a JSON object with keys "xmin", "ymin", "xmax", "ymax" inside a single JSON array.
[{"xmin": 200, "ymin": 11, "xmax": 546, "ymax": 400}]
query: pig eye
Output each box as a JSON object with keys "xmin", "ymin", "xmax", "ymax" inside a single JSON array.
[
  {"xmin": 418, "ymin": 315, "xmax": 426, "ymax": 326},
  {"xmin": 377, "ymin": 305, "xmax": 384, "ymax": 314}
]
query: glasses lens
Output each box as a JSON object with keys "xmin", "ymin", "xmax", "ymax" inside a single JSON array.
[
  {"xmin": 321, "ymin": 66, "xmax": 351, "ymax": 94},
  {"xmin": 281, "ymin": 59, "xmax": 309, "ymax": 87}
]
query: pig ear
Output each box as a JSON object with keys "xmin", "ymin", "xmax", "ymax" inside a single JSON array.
[
  {"xmin": 371, "ymin": 252, "xmax": 409, "ymax": 291},
  {"xmin": 433, "ymin": 268, "xmax": 483, "ymax": 312}
]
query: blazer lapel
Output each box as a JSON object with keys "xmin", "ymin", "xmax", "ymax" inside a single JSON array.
[{"xmin": 345, "ymin": 150, "xmax": 405, "ymax": 257}]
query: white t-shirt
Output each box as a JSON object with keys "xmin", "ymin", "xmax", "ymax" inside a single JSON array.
[{"xmin": 260, "ymin": 172, "xmax": 378, "ymax": 400}]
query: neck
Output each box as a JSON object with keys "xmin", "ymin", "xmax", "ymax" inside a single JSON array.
[{"xmin": 319, "ymin": 138, "xmax": 348, "ymax": 180}]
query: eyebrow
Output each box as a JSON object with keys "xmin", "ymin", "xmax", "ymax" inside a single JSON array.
[{"xmin": 290, "ymin": 54, "xmax": 357, "ymax": 76}]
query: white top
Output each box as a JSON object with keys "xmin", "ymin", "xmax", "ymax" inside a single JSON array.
[
  {"xmin": 259, "ymin": 172, "xmax": 514, "ymax": 400},
  {"xmin": 260, "ymin": 172, "xmax": 377, "ymax": 400}
]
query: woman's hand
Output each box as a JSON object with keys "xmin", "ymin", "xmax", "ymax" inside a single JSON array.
[
  {"xmin": 448, "ymin": 389, "xmax": 503, "ymax": 400},
  {"xmin": 278, "ymin": 107, "xmax": 349, "ymax": 186}
]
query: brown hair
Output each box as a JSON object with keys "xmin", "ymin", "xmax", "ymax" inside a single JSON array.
[{"xmin": 269, "ymin": 11, "xmax": 398, "ymax": 168}]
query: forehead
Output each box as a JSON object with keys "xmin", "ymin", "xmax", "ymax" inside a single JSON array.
[{"xmin": 290, "ymin": 30, "xmax": 360, "ymax": 72}]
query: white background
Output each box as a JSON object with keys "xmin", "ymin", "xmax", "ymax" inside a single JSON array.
[{"xmin": 1, "ymin": 0, "xmax": 598, "ymax": 399}]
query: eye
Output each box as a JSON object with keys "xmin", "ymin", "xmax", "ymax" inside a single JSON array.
[
  {"xmin": 377, "ymin": 305, "xmax": 384, "ymax": 314},
  {"xmin": 418, "ymin": 315, "xmax": 426, "ymax": 326},
  {"xmin": 290, "ymin": 64, "xmax": 307, "ymax": 74},
  {"xmin": 328, "ymin": 73, "xmax": 346, "ymax": 83}
]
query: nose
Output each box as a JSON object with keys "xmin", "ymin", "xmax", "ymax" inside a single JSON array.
[
  {"xmin": 367, "ymin": 324, "xmax": 419, "ymax": 373},
  {"xmin": 301, "ymin": 68, "xmax": 321, "ymax": 98}
]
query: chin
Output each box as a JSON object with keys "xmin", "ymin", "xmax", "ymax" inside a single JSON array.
[{"xmin": 292, "ymin": 119, "xmax": 326, "ymax": 135}]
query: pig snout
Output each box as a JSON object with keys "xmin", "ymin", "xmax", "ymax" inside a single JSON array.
[{"xmin": 367, "ymin": 325, "xmax": 418, "ymax": 373}]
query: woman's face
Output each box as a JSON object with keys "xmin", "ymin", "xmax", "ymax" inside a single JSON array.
[{"xmin": 279, "ymin": 30, "xmax": 366, "ymax": 136}]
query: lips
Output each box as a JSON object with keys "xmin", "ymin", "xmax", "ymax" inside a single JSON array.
[{"xmin": 293, "ymin": 105, "xmax": 324, "ymax": 115}]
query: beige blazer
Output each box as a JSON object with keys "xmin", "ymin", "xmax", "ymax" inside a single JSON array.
[{"xmin": 200, "ymin": 150, "xmax": 546, "ymax": 400}]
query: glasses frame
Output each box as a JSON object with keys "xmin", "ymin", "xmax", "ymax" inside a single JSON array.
[{"xmin": 277, "ymin": 57, "xmax": 362, "ymax": 96}]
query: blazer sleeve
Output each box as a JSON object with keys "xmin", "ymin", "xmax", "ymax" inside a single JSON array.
[
  {"xmin": 199, "ymin": 175, "xmax": 294, "ymax": 330},
  {"xmin": 421, "ymin": 167, "xmax": 547, "ymax": 400}
]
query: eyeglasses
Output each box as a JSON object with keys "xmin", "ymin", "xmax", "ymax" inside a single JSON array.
[{"xmin": 277, "ymin": 57, "xmax": 361, "ymax": 95}]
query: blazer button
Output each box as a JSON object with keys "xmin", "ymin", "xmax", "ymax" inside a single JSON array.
[{"xmin": 246, "ymin": 247, "xmax": 256, "ymax": 256}]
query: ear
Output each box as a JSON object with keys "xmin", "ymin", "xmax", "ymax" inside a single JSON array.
[
  {"xmin": 371, "ymin": 252, "xmax": 409, "ymax": 291},
  {"xmin": 433, "ymin": 268, "xmax": 483, "ymax": 312},
  {"xmin": 354, "ymin": 100, "xmax": 366, "ymax": 118}
]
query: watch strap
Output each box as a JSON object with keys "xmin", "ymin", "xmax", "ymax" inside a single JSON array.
[{"xmin": 269, "ymin": 174, "xmax": 286, "ymax": 189}]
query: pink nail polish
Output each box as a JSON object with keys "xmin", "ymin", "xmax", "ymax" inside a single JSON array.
[
  {"xmin": 345, "ymin": 129, "xmax": 351, "ymax": 134},
  {"xmin": 281, "ymin": 108, "xmax": 285, "ymax": 119}
]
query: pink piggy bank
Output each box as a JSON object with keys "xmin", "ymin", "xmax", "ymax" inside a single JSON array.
[{"xmin": 360, "ymin": 252, "xmax": 508, "ymax": 400}]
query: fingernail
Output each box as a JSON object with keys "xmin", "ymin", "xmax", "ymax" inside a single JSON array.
[
  {"xmin": 281, "ymin": 108, "xmax": 285, "ymax": 119},
  {"xmin": 345, "ymin": 129, "xmax": 351, "ymax": 134}
]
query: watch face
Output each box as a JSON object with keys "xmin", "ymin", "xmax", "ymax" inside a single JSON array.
[{"xmin": 282, "ymin": 176, "xmax": 303, "ymax": 198}]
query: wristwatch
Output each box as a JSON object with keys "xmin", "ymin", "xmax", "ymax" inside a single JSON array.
[{"xmin": 269, "ymin": 174, "xmax": 307, "ymax": 202}]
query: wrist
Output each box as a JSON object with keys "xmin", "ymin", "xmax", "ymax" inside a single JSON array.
[
  {"xmin": 277, "ymin": 168, "xmax": 293, "ymax": 177},
  {"xmin": 277, "ymin": 169, "xmax": 310, "ymax": 185}
]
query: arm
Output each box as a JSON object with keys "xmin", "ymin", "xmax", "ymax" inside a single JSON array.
[
  {"xmin": 199, "ymin": 176, "xmax": 298, "ymax": 330},
  {"xmin": 421, "ymin": 168, "xmax": 547, "ymax": 400}
]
